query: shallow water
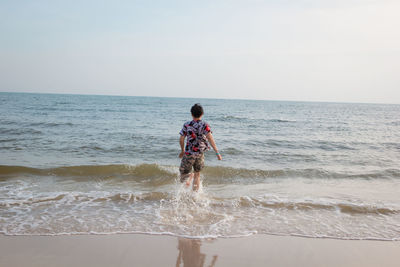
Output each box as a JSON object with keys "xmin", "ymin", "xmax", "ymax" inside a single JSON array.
[{"xmin": 1, "ymin": 92, "xmax": 399, "ymax": 240}]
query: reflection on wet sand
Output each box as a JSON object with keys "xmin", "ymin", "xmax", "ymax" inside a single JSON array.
[{"xmin": 176, "ymin": 238, "xmax": 218, "ymax": 267}]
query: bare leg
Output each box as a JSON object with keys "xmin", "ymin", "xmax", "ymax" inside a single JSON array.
[
  {"xmin": 186, "ymin": 173, "xmax": 193, "ymax": 186},
  {"xmin": 192, "ymin": 172, "xmax": 201, "ymax": 191},
  {"xmin": 180, "ymin": 173, "xmax": 192, "ymax": 183}
]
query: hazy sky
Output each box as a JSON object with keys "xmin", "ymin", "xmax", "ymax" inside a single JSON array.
[{"xmin": 1, "ymin": 0, "xmax": 399, "ymax": 103}]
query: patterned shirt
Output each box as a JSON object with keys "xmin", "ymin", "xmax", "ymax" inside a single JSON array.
[{"xmin": 179, "ymin": 119, "xmax": 211, "ymax": 155}]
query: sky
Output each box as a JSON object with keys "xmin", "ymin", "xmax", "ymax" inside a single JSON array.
[{"xmin": 0, "ymin": 0, "xmax": 399, "ymax": 103}]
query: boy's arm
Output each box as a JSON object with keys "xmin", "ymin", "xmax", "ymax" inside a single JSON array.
[
  {"xmin": 206, "ymin": 133, "xmax": 222, "ymax": 160},
  {"xmin": 179, "ymin": 135, "xmax": 185, "ymax": 158}
]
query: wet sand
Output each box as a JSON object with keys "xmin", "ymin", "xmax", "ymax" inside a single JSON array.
[{"xmin": 1, "ymin": 233, "xmax": 399, "ymax": 267}]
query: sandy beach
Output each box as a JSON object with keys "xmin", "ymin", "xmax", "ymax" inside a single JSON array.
[{"xmin": 1, "ymin": 233, "xmax": 399, "ymax": 267}]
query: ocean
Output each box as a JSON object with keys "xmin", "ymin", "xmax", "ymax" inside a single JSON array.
[{"xmin": 0, "ymin": 92, "xmax": 399, "ymax": 240}]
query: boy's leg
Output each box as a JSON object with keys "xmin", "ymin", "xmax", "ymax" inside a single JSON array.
[
  {"xmin": 192, "ymin": 154, "xmax": 204, "ymax": 191},
  {"xmin": 186, "ymin": 173, "xmax": 193, "ymax": 186},
  {"xmin": 192, "ymin": 172, "xmax": 201, "ymax": 191},
  {"xmin": 179, "ymin": 154, "xmax": 195, "ymax": 183}
]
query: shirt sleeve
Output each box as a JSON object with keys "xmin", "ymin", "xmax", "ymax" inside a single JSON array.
[
  {"xmin": 204, "ymin": 123, "xmax": 211, "ymax": 135},
  {"xmin": 179, "ymin": 123, "xmax": 187, "ymax": 136}
]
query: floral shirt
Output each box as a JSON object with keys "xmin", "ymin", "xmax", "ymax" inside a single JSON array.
[{"xmin": 179, "ymin": 119, "xmax": 211, "ymax": 155}]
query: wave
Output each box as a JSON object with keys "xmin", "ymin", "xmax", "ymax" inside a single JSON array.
[
  {"xmin": 0, "ymin": 192, "xmax": 169, "ymax": 207},
  {"xmin": 0, "ymin": 164, "xmax": 175, "ymax": 180},
  {"xmin": 243, "ymin": 139, "xmax": 358, "ymax": 151},
  {"xmin": 388, "ymin": 120, "xmax": 400, "ymax": 126},
  {"xmin": 221, "ymin": 147, "xmax": 243, "ymax": 155},
  {"xmin": 203, "ymin": 166, "xmax": 400, "ymax": 180},
  {"xmin": 0, "ymin": 138, "xmax": 19, "ymax": 143},
  {"xmin": 1, "ymin": 190, "xmax": 397, "ymax": 217},
  {"xmin": 1, "ymin": 164, "xmax": 399, "ymax": 181},
  {"xmin": 27, "ymin": 122, "xmax": 74, "ymax": 127},
  {"xmin": 0, "ymin": 119, "xmax": 19, "ymax": 125},
  {"xmin": 0, "ymin": 128, "xmax": 42, "ymax": 135},
  {"xmin": 267, "ymin": 119, "xmax": 296, "ymax": 123},
  {"xmin": 219, "ymin": 115, "xmax": 296, "ymax": 123},
  {"xmin": 236, "ymin": 197, "xmax": 398, "ymax": 215}
]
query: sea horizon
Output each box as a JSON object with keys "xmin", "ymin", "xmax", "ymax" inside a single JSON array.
[{"xmin": 1, "ymin": 91, "xmax": 398, "ymax": 106}]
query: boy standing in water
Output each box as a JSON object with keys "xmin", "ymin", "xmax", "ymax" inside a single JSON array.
[{"xmin": 179, "ymin": 104, "xmax": 222, "ymax": 191}]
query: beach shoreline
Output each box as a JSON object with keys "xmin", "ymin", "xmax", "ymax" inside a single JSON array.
[{"xmin": 1, "ymin": 233, "xmax": 399, "ymax": 267}]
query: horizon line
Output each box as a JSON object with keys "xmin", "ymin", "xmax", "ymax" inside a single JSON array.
[{"xmin": 0, "ymin": 90, "xmax": 399, "ymax": 106}]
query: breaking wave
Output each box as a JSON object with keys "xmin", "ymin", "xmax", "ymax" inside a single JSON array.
[{"xmin": 1, "ymin": 164, "xmax": 399, "ymax": 181}]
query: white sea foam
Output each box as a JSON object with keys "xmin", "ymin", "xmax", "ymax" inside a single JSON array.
[{"xmin": 1, "ymin": 176, "xmax": 399, "ymax": 240}]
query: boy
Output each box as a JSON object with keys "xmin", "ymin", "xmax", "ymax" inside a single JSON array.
[{"xmin": 179, "ymin": 104, "xmax": 222, "ymax": 191}]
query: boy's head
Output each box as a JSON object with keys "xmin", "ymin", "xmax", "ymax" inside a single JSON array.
[{"xmin": 191, "ymin": 103, "xmax": 204, "ymax": 119}]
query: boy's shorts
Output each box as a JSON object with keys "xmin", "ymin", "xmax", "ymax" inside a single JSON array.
[{"xmin": 179, "ymin": 153, "xmax": 204, "ymax": 178}]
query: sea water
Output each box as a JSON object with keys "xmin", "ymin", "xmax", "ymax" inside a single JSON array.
[{"xmin": 0, "ymin": 92, "xmax": 399, "ymax": 240}]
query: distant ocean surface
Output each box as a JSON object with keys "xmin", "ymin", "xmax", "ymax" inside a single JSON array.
[{"xmin": 1, "ymin": 92, "xmax": 399, "ymax": 240}]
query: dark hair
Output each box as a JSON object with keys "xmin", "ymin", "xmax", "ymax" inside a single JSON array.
[{"xmin": 191, "ymin": 103, "xmax": 204, "ymax": 118}]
